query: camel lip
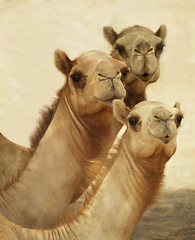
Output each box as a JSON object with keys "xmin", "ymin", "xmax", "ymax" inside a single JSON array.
[
  {"xmin": 159, "ymin": 136, "xmax": 175, "ymax": 144},
  {"xmin": 151, "ymin": 134, "xmax": 175, "ymax": 144},
  {"xmin": 142, "ymin": 73, "xmax": 149, "ymax": 78},
  {"xmin": 140, "ymin": 73, "xmax": 151, "ymax": 82},
  {"xmin": 132, "ymin": 72, "xmax": 151, "ymax": 82},
  {"xmin": 95, "ymin": 90, "xmax": 125, "ymax": 106},
  {"xmin": 98, "ymin": 96, "xmax": 123, "ymax": 106}
]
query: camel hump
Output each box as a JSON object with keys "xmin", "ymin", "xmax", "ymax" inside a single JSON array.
[{"xmin": 0, "ymin": 133, "xmax": 32, "ymax": 191}]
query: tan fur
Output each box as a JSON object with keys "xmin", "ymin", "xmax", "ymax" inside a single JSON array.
[
  {"xmin": 0, "ymin": 100, "xmax": 183, "ymax": 240},
  {"xmin": 0, "ymin": 133, "xmax": 33, "ymax": 191},
  {"xmin": 30, "ymin": 90, "xmax": 61, "ymax": 149},
  {"xmin": 103, "ymin": 25, "xmax": 167, "ymax": 108},
  {"xmin": 0, "ymin": 93, "xmax": 61, "ymax": 192},
  {"xmin": 0, "ymin": 50, "xmax": 128, "ymax": 229}
]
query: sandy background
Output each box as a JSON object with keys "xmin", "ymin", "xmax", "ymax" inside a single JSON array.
[{"xmin": 0, "ymin": 0, "xmax": 195, "ymax": 239}]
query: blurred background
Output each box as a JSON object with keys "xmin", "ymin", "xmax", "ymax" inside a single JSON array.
[{"xmin": 0, "ymin": 0, "xmax": 195, "ymax": 239}]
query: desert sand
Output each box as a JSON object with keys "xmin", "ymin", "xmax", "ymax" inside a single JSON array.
[{"xmin": 0, "ymin": 0, "xmax": 194, "ymax": 239}]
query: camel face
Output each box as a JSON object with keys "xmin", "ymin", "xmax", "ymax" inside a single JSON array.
[
  {"xmin": 55, "ymin": 49, "xmax": 129, "ymax": 115},
  {"xmin": 113, "ymin": 100, "xmax": 183, "ymax": 158},
  {"xmin": 147, "ymin": 104, "xmax": 181, "ymax": 144},
  {"xmin": 103, "ymin": 25, "xmax": 166, "ymax": 84}
]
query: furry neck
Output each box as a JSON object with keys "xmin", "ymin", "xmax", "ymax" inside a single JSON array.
[
  {"xmin": 124, "ymin": 73, "xmax": 147, "ymax": 108},
  {"xmin": 63, "ymin": 128, "xmax": 168, "ymax": 240},
  {"xmin": 0, "ymin": 89, "xmax": 115, "ymax": 229},
  {"xmin": 124, "ymin": 88, "xmax": 146, "ymax": 108},
  {"xmin": 0, "ymin": 92, "xmax": 87, "ymax": 229}
]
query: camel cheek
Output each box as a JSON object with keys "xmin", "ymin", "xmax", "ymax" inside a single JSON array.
[
  {"xmin": 129, "ymin": 55, "xmax": 144, "ymax": 74},
  {"xmin": 145, "ymin": 55, "xmax": 158, "ymax": 74}
]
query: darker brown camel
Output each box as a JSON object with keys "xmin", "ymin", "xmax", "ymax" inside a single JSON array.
[{"xmin": 103, "ymin": 25, "xmax": 167, "ymax": 108}]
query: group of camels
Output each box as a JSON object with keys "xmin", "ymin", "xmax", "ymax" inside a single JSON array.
[{"xmin": 0, "ymin": 25, "xmax": 183, "ymax": 239}]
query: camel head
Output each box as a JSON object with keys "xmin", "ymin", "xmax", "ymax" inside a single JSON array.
[
  {"xmin": 55, "ymin": 49, "xmax": 129, "ymax": 115},
  {"xmin": 103, "ymin": 25, "xmax": 166, "ymax": 85},
  {"xmin": 113, "ymin": 100, "xmax": 183, "ymax": 158}
]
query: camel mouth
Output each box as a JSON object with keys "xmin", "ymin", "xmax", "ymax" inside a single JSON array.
[
  {"xmin": 102, "ymin": 96, "xmax": 123, "ymax": 106},
  {"xmin": 133, "ymin": 72, "xmax": 151, "ymax": 82},
  {"xmin": 142, "ymin": 73, "xmax": 149, "ymax": 78},
  {"xmin": 156, "ymin": 135, "xmax": 175, "ymax": 144},
  {"xmin": 97, "ymin": 96, "xmax": 123, "ymax": 106},
  {"xmin": 150, "ymin": 131, "xmax": 175, "ymax": 144}
]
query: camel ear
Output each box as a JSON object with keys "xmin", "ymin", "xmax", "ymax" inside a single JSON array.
[
  {"xmin": 113, "ymin": 100, "xmax": 130, "ymax": 126},
  {"xmin": 54, "ymin": 49, "xmax": 73, "ymax": 76},
  {"xmin": 155, "ymin": 25, "xmax": 167, "ymax": 40},
  {"xmin": 103, "ymin": 26, "xmax": 118, "ymax": 45},
  {"xmin": 174, "ymin": 102, "xmax": 181, "ymax": 110}
]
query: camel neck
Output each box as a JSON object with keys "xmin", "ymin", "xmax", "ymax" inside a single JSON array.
[
  {"xmin": 63, "ymin": 129, "xmax": 168, "ymax": 240},
  {"xmin": 124, "ymin": 77, "xmax": 147, "ymax": 108},
  {"xmin": 0, "ymin": 89, "xmax": 117, "ymax": 229},
  {"xmin": 124, "ymin": 89, "xmax": 146, "ymax": 108},
  {"xmin": 0, "ymin": 94, "xmax": 88, "ymax": 229}
]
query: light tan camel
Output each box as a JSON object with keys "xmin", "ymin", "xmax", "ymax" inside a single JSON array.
[
  {"xmin": 0, "ymin": 48, "xmax": 130, "ymax": 193},
  {"xmin": 0, "ymin": 50, "xmax": 129, "ymax": 229},
  {"xmin": 103, "ymin": 25, "xmax": 167, "ymax": 108},
  {"xmin": 0, "ymin": 100, "xmax": 183, "ymax": 239}
]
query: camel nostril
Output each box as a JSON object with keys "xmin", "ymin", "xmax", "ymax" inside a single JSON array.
[
  {"xmin": 98, "ymin": 73, "xmax": 104, "ymax": 77},
  {"xmin": 97, "ymin": 73, "xmax": 108, "ymax": 81},
  {"xmin": 142, "ymin": 73, "xmax": 149, "ymax": 78},
  {"xmin": 98, "ymin": 72, "xmax": 121, "ymax": 81}
]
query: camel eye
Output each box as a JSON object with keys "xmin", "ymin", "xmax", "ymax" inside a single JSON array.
[
  {"xmin": 155, "ymin": 41, "xmax": 165, "ymax": 57},
  {"xmin": 115, "ymin": 44, "xmax": 127, "ymax": 59},
  {"xmin": 134, "ymin": 49, "xmax": 140, "ymax": 53},
  {"xmin": 148, "ymin": 47, "xmax": 153, "ymax": 52},
  {"xmin": 70, "ymin": 72, "xmax": 81, "ymax": 83},
  {"xmin": 128, "ymin": 116, "xmax": 139, "ymax": 126},
  {"xmin": 70, "ymin": 70, "xmax": 87, "ymax": 88},
  {"xmin": 176, "ymin": 114, "xmax": 183, "ymax": 126},
  {"xmin": 156, "ymin": 42, "xmax": 165, "ymax": 51}
]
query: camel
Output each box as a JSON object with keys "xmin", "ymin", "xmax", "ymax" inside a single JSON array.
[
  {"xmin": 103, "ymin": 25, "xmax": 167, "ymax": 108},
  {"xmin": 0, "ymin": 99, "xmax": 183, "ymax": 240},
  {"xmin": 0, "ymin": 49, "xmax": 129, "ymax": 229}
]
